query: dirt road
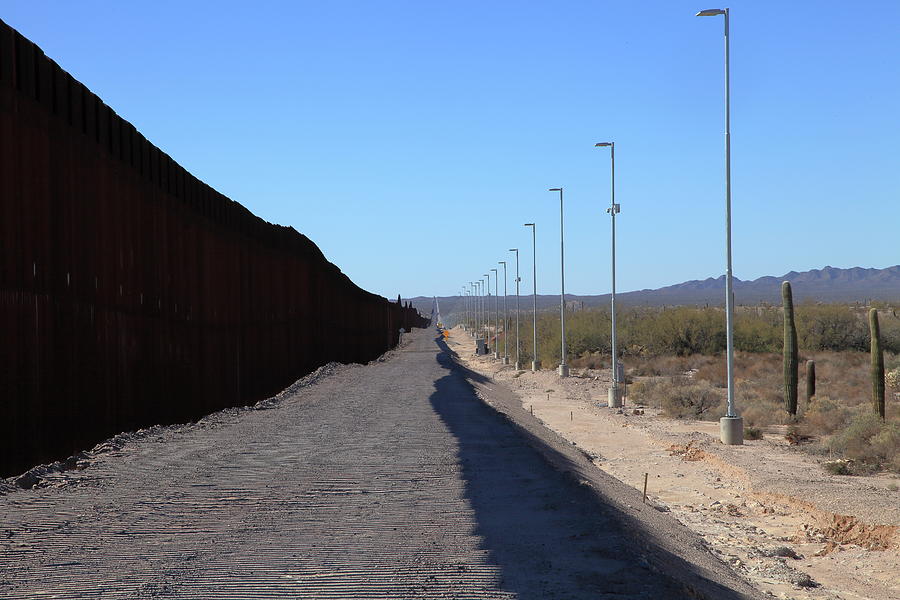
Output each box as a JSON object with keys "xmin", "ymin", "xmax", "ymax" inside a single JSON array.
[{"xmin": 1, "ymin": 328, "xmax": 760, "ymax": 599}]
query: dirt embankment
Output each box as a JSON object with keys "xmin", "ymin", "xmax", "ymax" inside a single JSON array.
[{"xmin": 448, "ymin": 326, "xmax": 900, "ymax": 600}]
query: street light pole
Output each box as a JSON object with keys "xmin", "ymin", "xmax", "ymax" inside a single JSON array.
[
  {"xmin": 490, "ymin": 268, "xmax": 499, "ymax": 359},
  {"xmin": 461, "ymin": 288, "xmax": 466, "ymax": 330},
  {"xmin": 698, "ymin": 6, "xmax": 742, "ymax": 445},
  {"xmin": 596, "ymin": 142, "xmax": 621, "ymax": 407},
  {"xmin": 524, "ymin": 223, "xmax": 539, "ymax": 372},
  {"xmin": 549, "ymin": 188, "xmax": 569, "ymax": 377},
  {"xmin": 473, "ymin": 281, "xmax": 481, "ymax": 341},
  {"xmin": 483, "ymin": 274, "xmax": 490, "ymax": 349},
  {"xmin": 510, "ymin": 249, "xmax": 521, "ymax": 370},
  {"xmin": 499, "ymin": 261, "xmax": 509, "ymax": 365}
]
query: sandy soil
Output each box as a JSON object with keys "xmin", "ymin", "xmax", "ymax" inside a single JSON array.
[{"xmin": 448, "ymin": 326, "xmax": 900, "ymax": 600}]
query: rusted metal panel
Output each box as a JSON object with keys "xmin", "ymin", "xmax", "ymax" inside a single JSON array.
[{"xmin": 0, "ymin": 18, "xmax": 426, "ymax": 477}]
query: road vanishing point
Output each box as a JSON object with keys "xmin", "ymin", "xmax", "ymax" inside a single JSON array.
[{"xmin": 1, "ymin": 328, "xmax": 763, "ymax": 599}]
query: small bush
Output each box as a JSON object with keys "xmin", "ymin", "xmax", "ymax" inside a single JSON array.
[
  {"xmin": 887, "ymin": 367, "xmax": 900, "ymax": 390},
  {"xmin": 803, "ymin": 396, "xmax": 852, "ymax": 436},
  {"xmin": 695, "ymin": 361, "xmax": 727, "ymax": 388},
  {"xmin": 745, "ymin": 426, "xmax": 763, "ymax": 440},
  {"xmin": 824, "ymin": 459, "xmax": 855, "ymax": 475},
  {"xmin": 740, "ymin": 385, "xmax": 790, "ymax": 428},
  {"xmin": 631, "ymin": 378, "xmax": 723, "ymax": 420}
]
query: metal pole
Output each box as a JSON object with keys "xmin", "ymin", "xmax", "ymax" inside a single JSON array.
[
  {"xmin": 500, "ymin": 261, "xmax": 508, "ymax": 364},
  {"xmin": 550, "ymin": 188, "xmax": 568, "ymax": 377},
  {"xmin": 723, "ymin": 7, "xmax": 736, "ymax": 420},
  {"xmin": 491, "ymin": 268, "xmax": 499, "ymax": 359},
  {"xmin": 476, "ymin": 281, "xmax": 481, "ymax": 336},
  {"xmin": 511, "ymin": 249, "xmax": 520, "ymax": 369},
  {"xmin": 484, "ymin": 275, "xmax": 490, "ymax": 344},
  {"xmin": 697, "ymin": 6, "xmax": 741, "ymax": 445},
  {"xmin": 611, "ymin": 146, "xmax": 616, "ymax": 397},
  {"xmin": 472, "ymin": 283, "xmax": 476, "ymax": 334},
  {"xmin": 478, "ymin": 280, "xmax": 483, "ymax": 341},
  {"xmin": 474, "ymin": 281, "xmax": 480, "ymax": 339},
  {"xmin": 524, "ymin": 223, "xmax": 538, "ymax": 371},
  {"xmin": 479, "ymin": 280, "xmax": 484, "ymax": 340}
]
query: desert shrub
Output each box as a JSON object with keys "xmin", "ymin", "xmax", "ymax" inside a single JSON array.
[
  {"xmin": 643, "ymin": 307, "xmax": 727, "ymax": 356},
  {"xmin": 827, "ymin": 411, "xmax": 900, "ymax": 472},
  {"xmin": 887, "ymin": 367, "xmax": 900, "ymax": 391},
  {"xmin": 796, "ymin": 304, "xmax": 868, "ymax": 352},
  {"xmin": 695, "ymin": 361, "xmax": 727, "ymax": 388},
  {"xmin": 740, "ymin": 384, "xmax": 788, "ymax": 428},
  {"xmin": 734, "ymin": 313, "xmax": 781, "ymax": 353},
  {"xmin": 569, "ymin": 351, "xmax": 607, "ymax": 370},
  {"xmin": 803, "ymin": 396, "xmax": 853, "ymax": 436},
  {"xmin": 626, "ymin": 355, "xmax": 690, "ymax": 377},
  {"xmin": 744, "ymin": 426, "xmax": 763, "ymax": 440},
  {"xmin": 823, "ymin": 460, "xmax": 856, "ymax": 475},
  {"xmin": 879, "ymin": 313, "xmax": 900, "ymax": 354},
  {"xmin": 631, "ymin": 378, "xmax": 723, "ymax": 420},
  {"xmin": 662, "ymin": 382, "xmax": 723, "ymax": 420}
]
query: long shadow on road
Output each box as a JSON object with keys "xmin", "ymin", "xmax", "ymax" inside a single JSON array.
[{"xmin": 428, "ymin": 334, "xmax": 758, "ymax": 600}]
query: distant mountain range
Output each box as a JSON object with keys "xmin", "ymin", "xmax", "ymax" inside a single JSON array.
[{"xmin": 407, "ymin": 265, "xmax": 900, "ymax": 323}]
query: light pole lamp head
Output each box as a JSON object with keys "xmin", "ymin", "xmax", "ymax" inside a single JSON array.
[
  {"xmin": 548, "ymin": 188, "xmax": 562, "ymax": 192},
  {"xmin": 696, "ymin": 8, "xmax": 726, "ymax": 16},
  {"xmin": 491, "ymin": 268, "xmax": 497, "ymax": 274},
  {"xmin": 595, "ymin": 142, "xmax": 613, "ymax": 147},
  {"xmin": 524, "ymin": 223, "xmax": 534, "ymax": 227},
  {"xmin": 498, "ymin": 261, "xmax": 505, "ymax": 266},
  {"xmin": 509, "ymin": 248, "xmax": 517, "ymax": 252}
]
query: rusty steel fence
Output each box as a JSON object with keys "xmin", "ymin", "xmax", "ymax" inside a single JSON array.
[{"xmin": 0, "ymin": 19, "xmax": 427, "ymax": 477}]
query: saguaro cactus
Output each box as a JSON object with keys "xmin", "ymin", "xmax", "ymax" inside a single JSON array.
[
  {"xmin": 782, "ymin": 282, "xmax": 798, "ymax": 415},
  {"xmin": 869, "ymin": 308, "xmax": 885, "ymax": 419},
  {"xmin": 806, "ymin": 359, "xmax": 816, "ymax": 403}
]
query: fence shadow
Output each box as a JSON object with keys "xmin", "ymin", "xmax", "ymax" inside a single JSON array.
[{"xmin": 427, "ymin": 333, "xmax": 756, "ymax": 600}]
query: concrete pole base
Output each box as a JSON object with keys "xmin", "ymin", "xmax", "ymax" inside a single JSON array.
[
  {"xmin": 607, "ymin": 387, "xmax": 623, "ymax": 408},
  {"xmin": 475, "ymin": 339, "xmax": 487, "ymax": 355},
  {"xmin": 720, "ymin": 416, "xmax": 744, "ymax": 445},
  {"xmin": 502, "ymin": 357, "xmax": 509, "ymax": 365},
  {"xmin": 514, "ymin": 362, "xmax": 521, "ymax": 371},
  {"xmin": 558, "ymin": 364, "xmax": 569, "ymax": 377},
  {"xmin": 532, "ymin": 360, "xmax": 541, "ymax": 372},
  {"xmin": 493, "ymin": 352, "xmax": 499, "ymax": 359}
]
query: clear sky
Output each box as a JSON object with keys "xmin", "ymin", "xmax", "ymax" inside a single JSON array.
[{"xmin": 5, "ymin": 1, "xmax": 899, "ymax": 299}]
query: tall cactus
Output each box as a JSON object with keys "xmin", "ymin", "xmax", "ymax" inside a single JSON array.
[
  {"xmin": 806, "ymin": 359, "xmax": 816, "ymax": 403},
  {"xmin": 782, "ymin": 282, "xmax": 798, "ymax": 415},
  {"xmin": 869, "ymin": 308, "xmax": 885, "ymax": 419}
]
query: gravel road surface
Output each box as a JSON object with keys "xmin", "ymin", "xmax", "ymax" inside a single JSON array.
[{"xmin": 1, "ymin": 328, "xmax": 761, "ymax": 598}]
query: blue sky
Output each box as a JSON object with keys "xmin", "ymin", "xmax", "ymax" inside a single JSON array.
[{"xmin": 5, "ymin": 1, "xmax": 899, "ymax": 299}]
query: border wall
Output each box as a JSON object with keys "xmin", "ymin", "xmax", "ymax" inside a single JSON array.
[{"xmin": 0, "ymin": 19, "xmax": 427, "ymax": 477}]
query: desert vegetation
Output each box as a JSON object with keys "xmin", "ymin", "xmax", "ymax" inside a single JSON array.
[{"xmin": 498, "ymin": 299, "xmax": 900, "ymax": 474}]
